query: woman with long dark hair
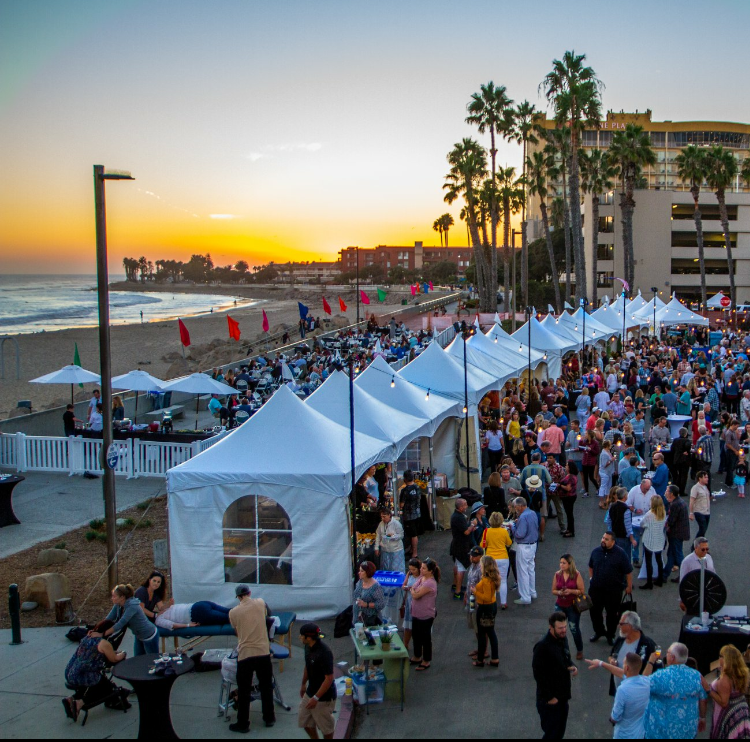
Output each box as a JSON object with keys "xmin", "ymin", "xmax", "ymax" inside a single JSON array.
[
  {"xmin": 135, "ymin": 571, "xmax": 167, "ymax": 623},
  {"xmin": 409, "ymin": 559, "xmax": 441, "ymax": 671}
]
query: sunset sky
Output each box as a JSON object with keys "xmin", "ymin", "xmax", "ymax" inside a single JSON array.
[{"xmin": 2, "ymin": 0, "xmax": 750, "ymax": 274}]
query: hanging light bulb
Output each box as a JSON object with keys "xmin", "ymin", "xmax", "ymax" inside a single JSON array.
[
  {"xmin": 543, "ymin": 352, "xmax": 548, "ymax": 360},
  {"xmin": 575, "ymin": 324, "xmax": 578, "ymax": 331},
  {"xmin": 519, "ymin": 344, "xmax": 523, "ymax": 352},
  {"xmin": 463, "ymin": 405, "xmax": 468, "ymax": 414},
  {"xmin": 391, "ymin": 377, "xmax": 395, "ymax": 388},
  {"xmin": 425, "ymin": 389, "xmax": 431, "ymax": 401},
  {"xmin": 494, "ymin": 336, "xmax": 498, "ymax": 343}
]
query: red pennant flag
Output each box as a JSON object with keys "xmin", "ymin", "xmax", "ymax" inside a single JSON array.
[
  {"xmin": 262, "ymin": 310, "xmax": 269, "ymax": 333},
  {"xmin": 360, "ymin": 290, "xmax": 370, "ymax": 305},
  {"xmin": 322, "ymin": 297, "xmax": 332, "ymax": 315},
  {"xmin": 227, "ymin": 315, "xmax": 241, "ymax": 341},
  {"xmin": 178, "ymin": 318, "xmax": 191, "ymax": 347},
  {"xmin": 429, "ymin": 281, "xmax": 434, "ymax": 291},
  {"xmin": 339, "ymin": 296, "xmax": 347, "ymax": 313}
]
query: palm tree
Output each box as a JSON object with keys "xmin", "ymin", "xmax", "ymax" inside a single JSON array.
[
  {"xmin": 675, "ymin": 146, "xmax": 709, "ymax": 308},
  {"xmin": 440, "ymin": 213, "xmax": 455, "ymax": 247},
  {"xmin": 580, "ymin": 148, "xmax": 616, "ymax": 306},
  {"xmin": 444, "ymin": 138, "xmax": 494, "ymax": 310},
  {"xmin": 541, "ymin": 51, "xmax": 604, "ymax": 302},
  {"xmin": 608, "ymin": 124, "xmax": 656, "ymax": 291},
  {"xmin": 742, "ymin": 156, "xmax": 750, "ymax": 190},
  {"xmin": 705, "ymin": 145, "xmax": 739, "ymax": 306},
  {"xmin": 497, "ymin": 166, "xmax": 523, "ymax": 314},
  {"xmin": 432, "ymin": 218, "xmax": 443, "ymax": 246},
  {"xmin": 510, "ymin": 100, "xmax": 537, "ymax": 308},
  {"xmin": 526, "ymin": 150, "xmax": 562, "ymax": 312},
  {"xmin": 466, "ymin": 82, "xmax": 514, "ymax": 304},
  {"xmin": 543, "ymin": 127, "xmax": 573, "ymax": 302}
]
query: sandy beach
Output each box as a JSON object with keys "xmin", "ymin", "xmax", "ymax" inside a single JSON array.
[{"xmin": 1, "ymin": 282, "xmax": 449, "ymax": 418}]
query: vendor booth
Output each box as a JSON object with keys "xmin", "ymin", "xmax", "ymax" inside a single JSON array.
[{"xmin": 166, "ymin": 386, "xmax": 396, "ymax": 620}]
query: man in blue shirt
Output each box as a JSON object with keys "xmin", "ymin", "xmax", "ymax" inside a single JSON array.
[
  {"xmin": 661, "ymin": 384, "xmax": 678, "ymax": 415},
  {"xmin": 650, "ymin": 452, "xmax": 670, "ymax": 502},
  {"xmin": 511, "ymin": 497, "xmax": 539, "ymax": 606},
  {"xmin": 589, "ymin": 532, "xmax": 633, "ymax": 644}
]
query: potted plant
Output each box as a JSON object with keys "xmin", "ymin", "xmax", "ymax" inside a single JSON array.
[{"xmin": 379, "ymin": 628, "xmax": 395, "ymax": 651}]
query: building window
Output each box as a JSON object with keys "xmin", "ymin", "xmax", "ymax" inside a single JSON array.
[
  {"xmin": 397, "ymin": 440, "xmax": 421, "ymax": 474},
  {"xmin": 671, "ymin": 259, "xmax": 735, "ymax": 276},
  {"xmin": 599, "ymin": 131, "xmax": 613, "ymax": 148},
  {"xmin": 598, "ymin": 192, "xmax": 614, "ymax": 205},
  {"xmin": 597, "ymin": 271, "xmax": 614, "ymax": 288},
  {"xmin": 671, "ymin": 232, "xmax": 736, "ymax": 248},
  {"xmin": 597, "ymin": 244, "xmax": 614, "ymax": 261},
  {"xmin": 599, "ymin": 216, "xmax": 614, "ymax": 233},
  {"xmin": 223, "ymin": 495, "xmax": 292, "ymax": 585},
  {"xmin": 582, "ymin": 130, "xmax": 598, "ymax": 147},
  {"xmin": 650, "ymin": 132, "xmax": 666, "ymax": 147},
  {"xmin": 672, "ymin": 204, "xmax": 737, "ymax": 221}
]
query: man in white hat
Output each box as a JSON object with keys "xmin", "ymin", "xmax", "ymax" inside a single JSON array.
[{"xmin": 511, "ymin": 494, "xmax": 539, "ymax": 606}]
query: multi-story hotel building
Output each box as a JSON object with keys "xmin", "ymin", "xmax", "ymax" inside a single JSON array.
[
  {"xmin": 339, "ymin": 242, "xmax": 474, "ymax": 275},
  {"xmin": 527, "ymin": 111, "xmax": 750, "ymax": 304}
]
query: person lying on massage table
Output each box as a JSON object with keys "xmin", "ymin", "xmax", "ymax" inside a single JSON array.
[{"xmin": 155, "ymin": 600, "xmax": 233, "ymax": 631}]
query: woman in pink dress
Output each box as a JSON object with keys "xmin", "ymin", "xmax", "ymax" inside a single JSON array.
[{"xmin": 701, "ymin": 645, "xmax": 750, "ymax": 739}]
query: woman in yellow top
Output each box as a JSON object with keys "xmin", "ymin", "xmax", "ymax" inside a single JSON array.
[
  {"xmin": 470, "ymin": 556, "xmax": 500, "ymax": 667},
  {"xmin": 506, "ymin": 410, "xmax": 524, "ymax": 468},
  {"xmin": 483, "ymin": 512, "xmax": 512, "ymax": 609}
]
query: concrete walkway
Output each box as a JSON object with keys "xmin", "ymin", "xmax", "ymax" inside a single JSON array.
[
  {"xmin": 0, "ymin": 628, "xmax": 324, "ymax": 739},
  {"xmin": 0, "ymin": 472, "xmax": 164, "ymax": 559}
]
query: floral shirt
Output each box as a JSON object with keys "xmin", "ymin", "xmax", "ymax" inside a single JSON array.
[{"xmin": 644, "ymin": 664, "xmax": 707, "ymax": 739}]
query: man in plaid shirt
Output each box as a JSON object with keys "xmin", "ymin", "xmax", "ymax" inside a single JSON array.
[{"xmin": 695, "ymin": 425, "xmax": 714, "ymax": 490}]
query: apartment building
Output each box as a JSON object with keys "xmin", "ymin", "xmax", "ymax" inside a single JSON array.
[{"xmin": 339, "ymin": 242, "xmax": 475, "ymax": 274}]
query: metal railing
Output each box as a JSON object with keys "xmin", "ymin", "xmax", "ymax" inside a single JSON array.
[{"xmin": 0, "ymin": 431, "xmax": 232, "ymax": 479}]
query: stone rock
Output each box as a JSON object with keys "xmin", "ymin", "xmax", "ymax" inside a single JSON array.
[
  {"xmin": 116, "ymin": 518, "xmax": 128, "ymax": 527},
  {"xmin": 37, "ymin": 548, "xmax": 69, "ymax": 567},
  {"xmin": 7, "ymin": 407, "xmax": 31, "ymax": 419},
  {"xmin": 25, "ymin": 573, "xmax": 71, "ymax": 610},
  {"xmin": 21, "ymin": 601, "xmax": 38, "ymax": 612}
]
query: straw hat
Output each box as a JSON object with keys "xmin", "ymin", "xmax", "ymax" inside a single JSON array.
[{"xmin": 526, "ymin": 475, "xmax": 543, "ymax": 490}]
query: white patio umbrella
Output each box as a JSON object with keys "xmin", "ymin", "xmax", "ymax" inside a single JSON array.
[
  {"xmin": 111, "ymin": 370, "xmax": 165, "ymax": 424},
  {"xmin": 161, "ymin": 373, "xmax": 237, "ymax": 430},
  {"xmin": 30, "ymin": 364, "xmax": 101, "ymax": 405}
]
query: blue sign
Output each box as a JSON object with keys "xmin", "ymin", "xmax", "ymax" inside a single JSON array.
[{"xmin": 106, "ymin": 444, "xmax": 119, "ymax": 470}]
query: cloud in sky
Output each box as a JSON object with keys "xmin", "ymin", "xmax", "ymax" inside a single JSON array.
[
  {"xmin": 246, "ymin": 142, "xmax": 323, "ymax": 162},
  {"xmin": 209, "ymin": 214, "xmax": 242, "ymax": 220}
]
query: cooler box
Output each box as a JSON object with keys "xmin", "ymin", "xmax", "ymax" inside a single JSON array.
[
  {"xmin": 374, "ymin": 571, "xmax": 404, "ymax": 625},
  {"xmin": 350, "ymin": 670, "xmax": 385, "ymax": 705}
]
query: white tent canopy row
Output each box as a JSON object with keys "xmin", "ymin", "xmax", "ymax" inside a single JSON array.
[{"xmin": 593, "ymin": 295, "xmax": 649, "ymax": 333}]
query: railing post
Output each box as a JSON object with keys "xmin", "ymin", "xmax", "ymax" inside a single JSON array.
[
  {"xmin": 190, "ymin": 440, "xmax": 201, "ymax": 459},
  {"xmin": 125, "ymin": 437, "xmax": 134, "ymax": 479},
  {"xmin": 68, "ymin": 436, "xmax": 83, "ymax": 476},
  {"xmin": 14, "ymin": 433, "xmax": 26, "ymax": 473}
]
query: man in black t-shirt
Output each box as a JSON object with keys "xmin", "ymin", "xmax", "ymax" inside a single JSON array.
[
  {"xmin": 399, "ymin": 469, "xmax": 421, "ymax": 558},
  {"xmin": 298, "ymin": 623, "xmax": 336, "ymax": 739},
  {"xmin": 63, "ymin": 404, "xmax": 82, "ymax": 437}
]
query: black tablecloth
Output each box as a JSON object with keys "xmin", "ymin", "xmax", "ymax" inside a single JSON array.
[
  {"xmin": 678, "ymin": 616, "xmax": 750, "ymax": 674},
  {"xmin": 0, "ymin": 475, "xmax": 24, "ymax": 527},
  {"xmin": 112, "ymin": 654, "xmax": 193, "ymax": 739}
]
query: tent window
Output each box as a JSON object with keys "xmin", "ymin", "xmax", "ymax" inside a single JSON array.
[
  {"xmin": 397, "ymin": 440, "xmax": 421, "ymax": 473},
  {"xmin": 223, "ymin": 496, "xmax": 292, "ymax": 586}
]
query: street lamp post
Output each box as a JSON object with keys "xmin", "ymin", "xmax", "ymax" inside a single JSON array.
[
  {"xmin": 580, "ymin": 298, "xmax": 589, "ymax": 370},
  {"xmin": 94, "ymin": 165, "xmax": 134, "ymax": 592},
  {"xmin": 511, "ymin": 229, "xmax": 519, "ymax": 333},
  {"xmin": 526, "ymin": 306, "xmax": 532, "ymax": 388},
  {"xmin": 651, "ymin": 286, "xmax": 658, "ymax": 341},
  {"xmin": 462, "ymin": 327, "xmax": 472, "ymax": 491},
  {"xmin": 355, "ymin": 247, "xmax": 361, "ymax": 327},
  {"xmin": 348, "ymin": 357, "xmax": 358, "ymax": 580}
]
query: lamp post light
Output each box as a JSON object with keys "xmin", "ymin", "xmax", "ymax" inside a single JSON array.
[
  {"xmin": 348, "ymin": 356, "xmax": 358, "ymax": 580},
  {"xmin": 462, "ymin": 327, "xmax": 472, "ymax": 490},
  {"xmin": 355, "ymin": 246, "xmax": 361, "ymax": 327},
  {"xmin": 651, "ymin": 286, "xmax": 658, "ymax": 341},
  {"xmin": 511, "ymin": 228, "xmax": 519, "ymax": 333},
  {"xmin": 580, "ymin": 297, "xmax": 589, "ymax": 371},
  {"xmin": 94, "ymin": 165, "xmax": 134, "ymax": 592},
  {"xmin": 527, "ymin": 306, "xmax": 532, "ymax": 389}
]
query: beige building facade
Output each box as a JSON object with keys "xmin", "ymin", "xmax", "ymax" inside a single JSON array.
[{"xmin": 527, "ymin": 111, "xmax": 750, "ymax": 304}]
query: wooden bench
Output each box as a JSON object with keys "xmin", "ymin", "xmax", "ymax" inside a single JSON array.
[{"xmin": 145, "ymin": 404, "xmax": 185, "ymax": 420}]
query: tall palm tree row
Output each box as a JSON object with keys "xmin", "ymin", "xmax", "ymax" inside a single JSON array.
[
  {"xmin": 432, "ymin": 218, "xmax": 444, "ymax": 246},
  {"xmin": 541, "ymin": 51, "xmax": 604, "ymax": 303},
  {"xmin": 439, "ymin": 213, "xmax": 455, "ymax": 246},
  {"xmin": 510, "ymin": 100, "xmax": 537, "ymax": 308},
  {"xmin": 466, "ymin": 82, "xmax": 514, "ymax": 309},
  {"xmin": 526, "ymin": 150, "xmax": 562, "ymax": 312},
  {"xmin": 497, "ymin": 167, "xmax": 524, "ymax": 313},
  {"xmin": 674, "ymin": 145, "xmax": 709, "ymax": 308},
  {"xmin": 607, "ymin": 124, "xmax": 656, "ymax": 291},
  {"xmin": 705, "ymin": 145, "xmax": 739, "ymax": 306},
  {"xmin": 579, "ymin": 148, "xmax": 616, "ymax": 306},
  {"xmin": 542, "ymin": 127, "xmax": 573, "ymax": 302},
  {"xmin": 443, "ymin": 138, "xmax": 493, "ymax": 310}
]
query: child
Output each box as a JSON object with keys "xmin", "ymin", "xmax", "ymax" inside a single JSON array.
[{"xmin": 734, "ymin": 453, "xmax": 748, "ymax": 498}]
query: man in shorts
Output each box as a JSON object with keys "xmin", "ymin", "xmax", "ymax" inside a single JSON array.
[
  {"xmin": 298, "ymin": 623, "xmax": 336, "ymax": 739},
  {"xmin": 450, "ymin": 498, "xmax": 476, "ymax": 601}
]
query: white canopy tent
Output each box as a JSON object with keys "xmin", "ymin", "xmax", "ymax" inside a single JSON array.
[
  {"xmin": 306, "ymin": 370, "xmax": 427, "ymax": 457},
  {"xmin": 560, "ymin": 308, "xmax": 620, "ymax": 343},
  {"xmin": 653, "ymin": 294, "xmax": 709, "ymax": 327},
  {"xmin": 444, "ymin": 335, "xmax": 518, "ymax": 389},
  {"xmin": 484, "ymin": 323, "xmax": 547, "ymax": 378},
  {"xmin": 593, "ymin": 295, "xmax": 648, "ymax": 334},
  {"xmin": 630, "ymin": 295, "xmax": 668, "ymax": 323},
  {"xmin": 706, "ymin": 292, "xmax": 728, "ymax": 309},
  {"xmin": 167, "ymin": 385, "xmax": 396, "ymax": 619},
  {"xmin": 511, "ymin": 317, "xmax": 577, "ymax": 379}
]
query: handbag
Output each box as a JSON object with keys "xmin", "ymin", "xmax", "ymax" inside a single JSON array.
[
  {"xmin": 573, "ymin": 592, "xmax": 594, "ymax": 614},
  {"xmin": 618, "ymin": 592, "xmax": 637, "ymax": 618},
  {"xmin": 333, "ymin": 605, "xmax": 354, "ymax": 639},
  {"xmin": 477, "ymin": 603, "xmax": 496, "ymax": 628}
]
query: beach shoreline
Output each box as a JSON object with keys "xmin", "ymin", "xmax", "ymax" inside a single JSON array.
[{"xmin": 1, "ymin": 283, "xmax": 453, "ymax": 419}]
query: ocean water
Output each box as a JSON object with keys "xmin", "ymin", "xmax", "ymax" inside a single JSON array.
[{"xmin": 0, "ymin": 275, "xmax": 257, "ymax": 335}]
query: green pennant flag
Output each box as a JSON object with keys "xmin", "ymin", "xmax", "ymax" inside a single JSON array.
[
  {"xmin": 377, "ymin": 288, "xmax": 387, "ymax": 303},
  {"xmin": 73, "ymin": 343, "xmax": 83, "ymax": 389}
]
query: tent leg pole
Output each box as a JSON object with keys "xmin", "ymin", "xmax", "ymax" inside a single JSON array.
[{"xmin": 429, "ymin": 442, "xmax": 436, "ymax": 526}]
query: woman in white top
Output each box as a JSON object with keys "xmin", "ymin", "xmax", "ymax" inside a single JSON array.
[
  {"xmin": 89, "ymin": 403, "xmax": 104, "ymax": 433},
  {"xmin": 598, "ymin": 440, "xmax": 615, "ymax": 500},
  {"xmin": 606, "ymin": 367, "xmax": 619, "ymax": 395},
  {"xmin": 483, "ymin": 420, "xmax": 505, "ymax": 473},
  {"xmin": 575, "ymin": 388, "xmax": 591, "ymax": 423},
  {"xmin": 639, "ymin": 494, "xmax": 666, "ymax": 589}
]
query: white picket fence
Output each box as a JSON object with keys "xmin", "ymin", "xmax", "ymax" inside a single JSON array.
[{"xmin": 0, "ymin": 430, "xmax": 230, "ymax": 479}]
